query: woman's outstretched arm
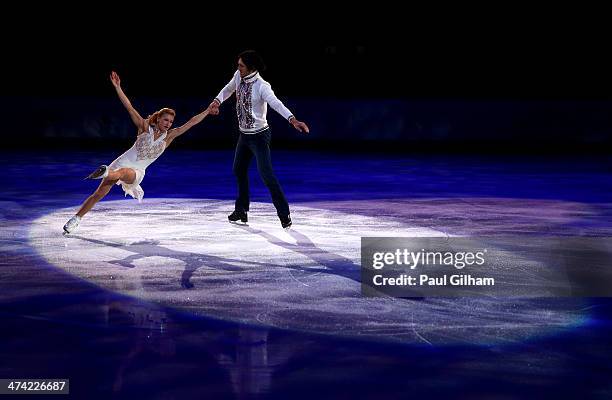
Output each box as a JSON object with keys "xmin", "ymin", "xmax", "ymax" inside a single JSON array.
[
  {"xmin": 110, "ymin": 71, "xmax": 146, "ymax": 133},
  {"xmin": 165, "ymin": 106, "xmax": 217, "ymax": 145}
]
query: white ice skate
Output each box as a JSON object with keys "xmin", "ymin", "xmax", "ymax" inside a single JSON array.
[{"xmin": 63, "ymin": 215, "xmax": 81, "ymax": 234}]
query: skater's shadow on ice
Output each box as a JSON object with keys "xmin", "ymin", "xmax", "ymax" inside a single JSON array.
[
  {"xmin": 69, "ymin": 231, "xmax": 360, "ymax": 289},
  {"xmin": 234, "ymin": 225, "xmax": 360, "ymax": 283},
  {"xmin": 70, "ymin": 235, "xmax": 269, "ymax": 289}
]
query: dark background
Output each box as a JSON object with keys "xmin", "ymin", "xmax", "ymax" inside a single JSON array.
[{"xmin": 3, "ymin": 8, "xmax": 612, "ymax": 153}]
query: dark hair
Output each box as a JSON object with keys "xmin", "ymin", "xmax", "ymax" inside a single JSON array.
[{"xmin": 238, "ymin": 50, "xmax": 266, "ymax": 72}]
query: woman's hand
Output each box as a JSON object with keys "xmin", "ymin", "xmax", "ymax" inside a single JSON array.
[{"xmin": 110, "ymin": 71, "xmax": 121, "ymax": 88}]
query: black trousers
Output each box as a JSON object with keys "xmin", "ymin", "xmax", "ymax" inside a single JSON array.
[{"xmin": 232, "ymin": 129, "xmax": 290, "ymax": 218}]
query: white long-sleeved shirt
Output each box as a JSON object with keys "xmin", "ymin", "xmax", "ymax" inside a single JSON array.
[{"xmin": 214, "ymin": 70, "xmax": 294, "ymax": 134}]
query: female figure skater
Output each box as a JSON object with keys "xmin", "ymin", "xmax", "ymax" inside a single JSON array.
[{"xmin": 63, "ymin": 71, "xmax": 217, "ymax": 234}]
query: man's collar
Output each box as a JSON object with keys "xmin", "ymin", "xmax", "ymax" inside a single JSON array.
[{"xmin": 241, "ymin": 71, "xmax": 259, "ymax": 83}]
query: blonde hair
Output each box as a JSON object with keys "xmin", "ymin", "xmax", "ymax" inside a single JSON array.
[{"xmin": 147, "ymin": 108, "xmax": 176, "ymax": 126}]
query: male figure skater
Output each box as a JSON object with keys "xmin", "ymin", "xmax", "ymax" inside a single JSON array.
[{"xmin": 208, "ymin": 50, "xmax": 309, "ymax": 229}]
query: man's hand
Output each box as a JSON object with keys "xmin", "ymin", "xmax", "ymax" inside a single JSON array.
[
  {"xmin": 207, "ymin": 103, "xmax": 220, "ymax": 115},
  {"xmin": 208, "ymin": 100, "xmax": 220, "ymax": 115},
  {"xmin": 290, "ymin": 117, "xmax": 309, "ymax": 133}
]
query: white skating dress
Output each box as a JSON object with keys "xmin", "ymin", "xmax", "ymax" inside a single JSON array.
[{"xmin": 108, "ymin": 126, "xmax": 167, "ymax": 202}]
